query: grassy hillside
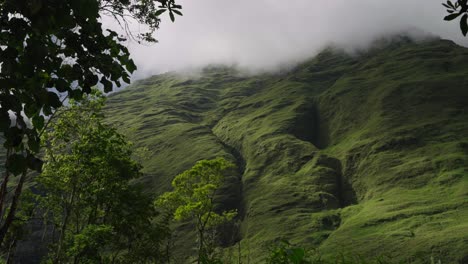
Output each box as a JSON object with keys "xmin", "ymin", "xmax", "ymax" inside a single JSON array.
[{"xmin": 105, "ymin": 38, "xmax": 468, "ymax": 263}]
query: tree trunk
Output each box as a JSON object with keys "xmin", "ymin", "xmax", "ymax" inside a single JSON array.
[
  {"xmin": 0, "ymin": 170, "xmax": 11, "ymax": 223},
  {"xmin": 198, "ymin": 228, "xmax": 204, "ymax": 264},
  {"xmin": 5, "ymin": 237, "xmax": 17, "ymax": 264},
  {"xmin": 0, "ymin": 170, "xmax": 26, "ymax": 245},
  {"xmin": 55, "ymin": 184, "xmax": 76, "ymax": 263},
  {"xmin": 55, "ymin": 208, "xmax": 70, "ymax": 263},
  {"xmin": 0, "ymin": 148, "xmax": 12, "ymax": 222}
]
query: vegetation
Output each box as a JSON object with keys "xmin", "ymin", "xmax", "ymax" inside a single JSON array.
[
  {"xmin": 37, "ymin": 93, "xmax": 166, "ymax": 263},
  {"xmin": 265, "ymin": 240, "xmax": 313, "ymax": 264},
  {"xmin": 0, "ymin": 1, "xmax": 466, "ymax": 261},
  {"xmin": 105, "ymin": 38, "xmax": 468, "ymax": 263},
  {"xmin": 264, "ymin": 240, "xmax": 438, "ymax": 264},
  {"xmin": 443, "ymin": 0, "xmax": 468, "ymax": 35},
  {"xmin": 157, "ymin": 158, "xmax": 238, "ymax": 264},
  {"xmin": 0, "ymin": 0, "xmax": 181, "ymax": 243}
]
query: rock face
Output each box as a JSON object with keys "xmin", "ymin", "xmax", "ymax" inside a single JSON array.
[{"xmin": 105, "ymin": 38, "xmax": 468, "ymax": 263}]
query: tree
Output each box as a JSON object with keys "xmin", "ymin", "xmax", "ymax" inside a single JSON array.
[
  {"xmin": 0, "ymin": 0, "xmax": 181, "ymax": 245},
  {"xmin": 443, "ymin": 0, "xmax": 468, "ymax": 35},
  {"xmin": 37, "ymin": 93, "xmax": 167, "ymax": 263},
  {"xmin": 156, "ymin": 158, "xmax": 238, "ymax": 264},
  {"xmin": 265, "ymin": 241, "xmax": 312, "ymax": 264}
]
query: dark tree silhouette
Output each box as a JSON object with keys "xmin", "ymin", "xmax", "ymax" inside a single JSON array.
[{"xmin": 443, "ymin": 0, "xmax": 468, "ymax": 35}]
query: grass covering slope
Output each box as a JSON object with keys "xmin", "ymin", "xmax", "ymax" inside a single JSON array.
[{"xmin": 105, "ymin": 37, "xmax": 468, "ymax": 263}]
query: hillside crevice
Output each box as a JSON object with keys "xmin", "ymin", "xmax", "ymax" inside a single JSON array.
[
  {"xmin": 314, "ymin": 155, "xmax": 357, "ymax": 208},
  {"xmin": 289, "ymin": 103, "xmax": 328, "ymax": 150},
  {"xmin": 211, "ymin": 132, "xmax": 246, "ymax": 247},
  {"xmin": 218, "ymin": 140, "xmax": 246, "ymax": 214}
]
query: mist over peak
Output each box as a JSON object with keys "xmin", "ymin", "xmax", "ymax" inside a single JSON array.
[{"xmin": 110, "ymin": 0, "xmax": 467, "ymax": 80}]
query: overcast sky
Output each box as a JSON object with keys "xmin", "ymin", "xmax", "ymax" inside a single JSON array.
[{"xmin": 105, "ymin": 0, "xmax": 468, "ymax": 79}]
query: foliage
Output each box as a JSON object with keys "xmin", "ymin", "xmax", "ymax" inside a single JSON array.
[
  {"xmin": 0, "ymin": 0, "xmax": 182, "ymax": 173},
  {"xmin": 156, "ymin": 158, "xmax": 237, "ymax": 264},
  {"xmin": 37, "ymin": 93, "xmax": 166, "ymax": 263},
  {"xmin": 265, "ymin": 240, "xmax": 313, "ymax": 264},
  {"xmin": 0, "ymin": 0, "xmax": 181, "ymax": 245},
  {"xmin": 443, "ymin": 0, "xmax": 468, "ymax": 35},
  {"xmin": 0, "ymin": 189, "xmax": 36, "ymax": 262}
]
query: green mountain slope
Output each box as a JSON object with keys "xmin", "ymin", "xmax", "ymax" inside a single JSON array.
[{"xmin": 105, "ymin": 38, "xmax": 468, "ymax": 263}]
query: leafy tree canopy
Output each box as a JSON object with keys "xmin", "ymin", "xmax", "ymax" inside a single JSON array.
[
  {"xmin": 156, "ymin": 158, "xmax": 237, "ymax": 264},
  {"xmin": 0, "ymin": 0, "xmax": 181, "ymax": 175},
  {"xmin": 38, "ymin": 92, "xmax": 166, "ymax": 263},
  {"xmin": 157, "ymin": 158, "xmax": 237, "ymax": 226}
]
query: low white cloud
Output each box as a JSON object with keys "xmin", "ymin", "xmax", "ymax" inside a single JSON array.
[{"xmin": 104, "ymin": 0, "xmax": 468, "ymax": 78}]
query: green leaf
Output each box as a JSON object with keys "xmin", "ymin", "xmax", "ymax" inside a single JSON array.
[
  {"xmin": 24, "ymin": 103, "xmax": 37, "ymax": 118},
  {"xmin": 32, "ymin": 115, "xmax": 45, "ymax": 130},
  {"xmin": 444, "ymin": 12, "xmax": 463, "ymax": 20},
  {"xmin": 155, "ymin": 9, "xmax": 167, "ymax": 16},
  {"xmin": 169, "ymin": 11, "xmax": 175, "ymax": 22},
  {"xmin": 5, "ymin": 127, "xmax": 23, "ymax": 148},
  {"xmin": 47, "ymin": 92, "xmax": 62, "ymax": 108},
  {"xmin": 0, "ymin": 110, "xmax": 11, "ymax": 132},
  {"xmin": 85, "ymin": 74, "xmax": 99, "ymax": 87},
  {"xmin": 27, "ymin": 154, "xmax": 43, "ymax": 172},
  {"xmin": 59, "ymin": 64, "xmax": 74, "ymax": 79},
  {"xmin": 126, "ymin": 59, "xmax": 137, "ymax": 73},
  {"xmin": 122, "ymin": 74, "xmax": 130, "ymax": 84},
  {"xmin": 55, "ymin": 79, "xmax": 69, "ymax": 92},
  {"xmin": 28, "ymin": 136, "xmax": 41, "ymax": 153},
  {"xmin": 461, "ymin": 14, "xmax": 468, "ymax": 35},
  {"xmin": 172, "ymin": 9, "xmax": 183, "ymax": 16},
  {"xmin": 7, "ymin": 154, "xmax": 27, "ymax": 176},
  {"xmin": 83, "ymin": 84, "xmax": 92, "ymax": 94},
  {"xmin": 448, "ymin": 0, "xmax": 455, "ymax": 8},
  {"xmin": 69, "ymin": 89, "xmax": 84, "ymax": 101},
  {"xmin": 101, "ymin": 77, "xmax": 113, "ymax": 93},
  {"xmin": 42, "ymin": 106, "xmax": 53, "ymax": 116}
]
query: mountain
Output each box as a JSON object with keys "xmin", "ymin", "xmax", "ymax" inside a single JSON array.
[{"xmin": 105, "ymin": 38, "xmax": 468, "ymax": 263}]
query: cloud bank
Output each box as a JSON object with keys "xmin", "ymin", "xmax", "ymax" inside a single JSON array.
[{"xmin": 106, "ymin": 0, "xmax": 468, "ymax": 78}]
